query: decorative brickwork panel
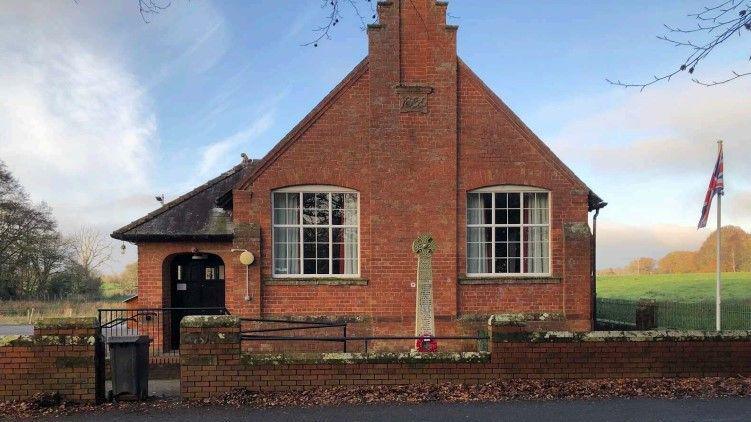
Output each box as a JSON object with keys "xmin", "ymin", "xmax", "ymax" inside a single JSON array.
[{"xmin": 396, "ymin": 85, "xmax": 433, "ymax": 113}]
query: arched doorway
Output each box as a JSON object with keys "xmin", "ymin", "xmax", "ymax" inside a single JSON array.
[{"xmin": 169, "ymin": 253, "xmax": 226, "ymax": 349}]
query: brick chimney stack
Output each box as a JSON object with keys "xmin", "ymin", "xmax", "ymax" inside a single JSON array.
[
  {"xmin": 368, "ymin": 0, "xmax": 457, "ymax": 87},
  {"xmin": 367, "ymin": 1, "xmax": 460, "ymax": 320}
]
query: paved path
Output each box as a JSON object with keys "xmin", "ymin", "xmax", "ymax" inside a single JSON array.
[
  {"xmin": 53, "ymin": 397, "xmax": 751, "ymax": 422},
  {"xmin": 0, "ymin": 324, "xmax": 33, "ymax": 335},
  {"xmin": 104, "ymin": 379, "xmax": 181, "ymax": 399}
]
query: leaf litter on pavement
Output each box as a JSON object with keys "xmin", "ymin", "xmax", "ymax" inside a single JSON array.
[{"xmin": 3, "ymin": 377, "xmax": 751, "ymax": 419}]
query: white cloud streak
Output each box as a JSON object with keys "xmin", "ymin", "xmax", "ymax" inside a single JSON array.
[
  {"xmin": 549, "ymin": 77, "xmax": 751, "ymax": 181},
  {"xmin": 197, "ymin": 112, "xmax": 275, "ymax": 180}
]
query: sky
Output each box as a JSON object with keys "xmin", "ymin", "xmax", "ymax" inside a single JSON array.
[{"xmin": 1, "ymin": 0, "xmax": 749, "ymax": 273}]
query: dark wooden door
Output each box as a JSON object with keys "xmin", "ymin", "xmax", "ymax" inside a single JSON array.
[{"xmin": 170, "ymin": 254, "xmax": 225, "ymax": 349}]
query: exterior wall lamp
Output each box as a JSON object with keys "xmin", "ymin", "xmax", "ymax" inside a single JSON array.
[{"xmin": 231, "ymin": 248, "xmax": 255, "ymax": 302}]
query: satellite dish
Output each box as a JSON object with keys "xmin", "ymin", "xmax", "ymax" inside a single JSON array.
[{"xmin": 239, "ymin": 251, "xmax": 255, "ymax": 266}]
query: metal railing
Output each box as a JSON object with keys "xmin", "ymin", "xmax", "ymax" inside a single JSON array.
[
  {"xmin": 97, "ymin": 307, "xmax": 229, "ymax": 359},
  {"xmin": 240, "ymin": 318, "xmax": 488, "ymax": 353},
  {"xmin": 241, "ymin": 317, "xmax": 349, "ymax": 351},
  {"xmin": 242, "ymin": 335, "xmax": 489, "ymax": 354},
  {"xmin": 655, "ymin": 300, "xmax": 751, "ymax": 330},
  {"xmin": 596, "ymin": 298, "xmax": 637, "ymax": 328},
  {"xmin": 596, "ymin": 298, "xmax": 751, "ymax": 330}
]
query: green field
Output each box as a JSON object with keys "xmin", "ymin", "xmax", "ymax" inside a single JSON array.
[
  {"xmin": 596, "ymin": 272, "xmax": 751, "ymax": 330},
  {"xmin": 0, "ymin": 299, "xmax": 125, "ymax": 324},
  {"xmin": 597, "ymin": 272, "xmax": 751, "ymax": 302},
  {"xmin": 0, "ymin": 282, "xmax": 132, "ymax": 324}
]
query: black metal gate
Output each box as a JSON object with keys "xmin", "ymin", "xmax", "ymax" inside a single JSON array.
[
  {"xmin": 97, "ymin": 307, "xmax": 229, "ymax": 359},
  {"xmin": 94, "ymin": 328, "xmax": 106, "ymax": 403}
]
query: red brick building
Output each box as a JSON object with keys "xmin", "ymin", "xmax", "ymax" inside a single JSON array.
[{"xmin": 112, "ymin": 0, "xmax": 605, "ymax": 349}]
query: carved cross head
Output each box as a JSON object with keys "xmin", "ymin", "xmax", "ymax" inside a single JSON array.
[{"xmin": 412, "ymin": 233, "xmax": 437, "ymax": 256}]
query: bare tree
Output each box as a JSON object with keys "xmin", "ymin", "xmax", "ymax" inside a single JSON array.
[
  {"xmin": 70, "ymin": 225, "xmax": 112, "ymax": 278},
  {"xmin": 609, "ymin": 0, "xmax": 751, "ymax": 90}
]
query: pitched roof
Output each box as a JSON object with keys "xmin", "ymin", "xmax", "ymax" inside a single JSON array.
[{"xmin": 111, "ymin": 160, "xmax": 256, "ymax": 242}]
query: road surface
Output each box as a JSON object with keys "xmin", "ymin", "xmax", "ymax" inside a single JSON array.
[
  {"xmin": 0, "ymin": 324, "xmax": 33, "ymax": 335},
  {"xmin": 52, "ymin": 397, "xmax": 751, "ymax": 421}
]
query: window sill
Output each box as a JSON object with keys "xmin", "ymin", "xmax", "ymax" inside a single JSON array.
[
  {"xmin": 263, "ymin": 277, "xmax": 368, "ymax": 286},
  {"xmin": 458, "ymin": 275, "xmax": 561, "ymax": 285}
]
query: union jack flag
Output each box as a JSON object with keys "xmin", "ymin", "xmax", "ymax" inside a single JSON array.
[{"xmin": 698, "ymin": 143, "xmax": 724, "ymax": 229}]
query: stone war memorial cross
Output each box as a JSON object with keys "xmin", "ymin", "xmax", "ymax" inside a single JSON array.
[{"xmin": 412, "ymin": 233, "xmax": 437, "ymax": 351}]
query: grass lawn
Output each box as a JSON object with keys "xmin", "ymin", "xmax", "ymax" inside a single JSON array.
[
  {"xmin": 100, "ymin": 281, "xmax": 134, "ymax": 300},
  {"xmin": 597, "ymin": 272, "xmax": 751, "ymax": 302},
  {"xmin": 0, "ymin": 281, "xmax": 134, "ymax": 324},
  {"xmin": 0, "ymin": 297, "xmax": 129, "ymax": 325}
]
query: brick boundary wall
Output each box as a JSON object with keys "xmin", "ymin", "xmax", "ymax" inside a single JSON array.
[
  {"xmin": 180, "ymin": 316, "xmax": 751, "ymax": 400},
  {"xmin": 0, "ymin": 317, "xmax": 100, "ymax": 403},
  {"xmin": 180, "ymin": 316, "xmax": 489, "ymax": 398}
]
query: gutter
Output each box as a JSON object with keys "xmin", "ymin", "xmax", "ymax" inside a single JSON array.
[{"xmin": 110, "ymin": 233, "xmax": 234, "ymax": 242}]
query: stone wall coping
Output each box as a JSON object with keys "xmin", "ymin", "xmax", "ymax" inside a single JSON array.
[
  {"xmin": 493, "ymin": 330, "xmax": 751, "ymax": 343},
  {"xmin": 240, "ymin": 351, "xmax": 490, "ymax": 366},
  {"xmin": 458, "ymin": 276, "xmax": 561, "ymax": 285},
  {"xmin": 256, "ymin": 315, "xmax": 370, "ymax": 323},
  {"xmin": 262, "ymin": 277, "xmax": 368, "ymax": 286},
  {"xmin": 181, "ymin": 315, "xmax": 241, "ymax": 328},
  {"xmin": 488, "ymin": 312, "xmax": 565, "ymax": 326},
  {"xmin": 34, "ymin": 317, "xmax": 98, "ymax": 329},
  {"xmin": 0, "ymin": 335, "xmax": 97, "ymax": 347}
]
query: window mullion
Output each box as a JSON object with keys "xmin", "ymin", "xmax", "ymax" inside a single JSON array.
[
  {"xmin": 328, "ymin": 193, "xmax": 333, "ymax": 276},
  {"xmin": 520, "ymin": 194, "xmax": 525, "ymax": 274},
  {"xmin": 299, "ymin": 192, "xmax": 304, "ymax": 275},
  {"xmin": 491, "ymin": 193, "xmax": 495, "ymax": 274}
]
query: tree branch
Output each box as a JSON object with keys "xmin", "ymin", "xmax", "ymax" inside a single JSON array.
[
  {"xmin": 608, "ymin": 0, "xmax": 751, "ymax": 89},
  {"xmin": 304, "ymin": 0, "xmax": 376, "ymax": 47},
  {"xmin": 138, "ymin": 0, "xmax": 171, "ymax": 23},
  {"xmin": 693, "ymin": 69, "xmax": 751, "ymax": 85}
]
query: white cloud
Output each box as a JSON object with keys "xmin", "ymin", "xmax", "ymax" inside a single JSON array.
[
  {"xmin": 597, "ymin": 221, "xmax": 707, "ymax": 268},
  {"xmin": 0, "ymin": 1, "xmax": 159, "ymax": 271},
  {"xmin": 197, "ymin": 111, "xmax": 275, "ymax": 179},
  {"xmin": 549, "ymin": 77, "xmax": 751, "ymax": 181},
  {"xmin": 540, "ymin": 75, "xmax": 751, "ymax": 267}
]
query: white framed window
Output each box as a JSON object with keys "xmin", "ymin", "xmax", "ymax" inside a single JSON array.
[
  {"xmin": 467, "ymin": 186, "xmax": 550, "ymax": 276},
  {"xmin": 272, "ymin": 186, "xmax": 359, "ymax": 277}
]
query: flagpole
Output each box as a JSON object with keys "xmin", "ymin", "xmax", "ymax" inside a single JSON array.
[{"xmin": 716, "ymin": 140, "xmax": 723, "ymax": 331}]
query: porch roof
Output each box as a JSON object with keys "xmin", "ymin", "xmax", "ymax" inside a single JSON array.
[{"xmin": 111, "ymin": 159, "xmax": 257, "ymax": 242}]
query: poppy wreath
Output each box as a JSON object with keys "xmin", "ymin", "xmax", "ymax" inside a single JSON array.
[{"xmin": 415, "ymin": 334, "xmax": 438, "ymax": 352}]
